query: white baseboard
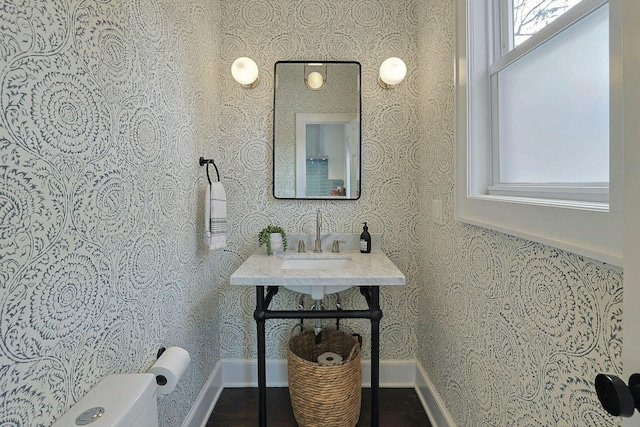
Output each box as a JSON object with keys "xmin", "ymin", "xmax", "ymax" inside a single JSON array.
[
  {"xmin": 220, "ymin": 358, "xmax": 418, "ymax": 388},
  {"xmin": 414, "ymin": 362, "xmax": 456, "ymax": 427},
  {"xmin": 184, "ymin": 359, "xmax": 455, "ymax": 427},
  {"xmin": 182, "ymin": 362, "xmax": 223, "ymax": 427}
]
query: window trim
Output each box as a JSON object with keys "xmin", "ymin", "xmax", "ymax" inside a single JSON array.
[
  {"xmin": 455, "ymin": 0, "xmax": 623, "ymax": 266},
  {"xmin": 491, "ymin": 0, "xmax": 611, "ymax": 200},
  {"xmin": 488, "ymin": 183, "xmax": 609, "ymax": 203},
  {"xmin": 491, "ymin": 0, "xmax": 608, "ymax": 75}
]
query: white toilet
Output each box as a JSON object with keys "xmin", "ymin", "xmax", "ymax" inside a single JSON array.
[{"xmin": 52, "ymin": 373, "xmax": 158, "ymax": 427}]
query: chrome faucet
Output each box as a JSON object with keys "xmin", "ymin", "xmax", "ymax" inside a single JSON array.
[{"xmin": 314, "ymin": 209, "xmax": 322, "ymax": 253}]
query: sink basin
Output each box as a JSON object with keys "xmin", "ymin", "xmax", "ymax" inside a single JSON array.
[
  {"xmin": 282, "ymin": 283, "xmax": 353, "ymax": 300},
  {"xmin": 281, "ymin": 256, "xmax": 354, "ymax": 270},
  {"xmin": 229, "ymin": 246, "xmax": 405, "ymax": 301},
  {"xmin": 280, "ymin": 255, "xmax": 354, "ymax": 299}
]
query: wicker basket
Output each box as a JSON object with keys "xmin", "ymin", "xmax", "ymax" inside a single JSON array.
[{"xmin": 287, "ymin": 328, "xmax": 362, "ymax": 427}]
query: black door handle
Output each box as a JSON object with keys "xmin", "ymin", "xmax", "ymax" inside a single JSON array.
[{"xmin": 595, "ymin": 373, "xmax": 640, "ymax": 417}]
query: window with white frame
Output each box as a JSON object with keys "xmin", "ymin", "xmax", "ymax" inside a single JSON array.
[
  {"xmin": 490, "ymin": 0, "xmax": 610, "ymax": 203},
  {"xmin": 455, "ymin": 0, "xmax": 623, "ymax": 265}
]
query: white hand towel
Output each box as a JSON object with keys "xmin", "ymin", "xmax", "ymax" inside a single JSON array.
[{"xmin": 204, "ymin": 182, "xmax": 227, "ymax": 250}]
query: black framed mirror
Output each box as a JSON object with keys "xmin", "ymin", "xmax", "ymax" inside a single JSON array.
[{"xmin": 273, "ymin": 61, "xmax": 361, "ymax": 200}]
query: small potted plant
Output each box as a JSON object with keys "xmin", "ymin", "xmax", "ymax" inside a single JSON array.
[{"xmin": 258, "ymin": 225, "xmax": 288, "ymax": 255}]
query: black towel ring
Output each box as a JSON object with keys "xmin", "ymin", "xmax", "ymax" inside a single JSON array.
[{"xmin": 199, "ymin": 157, "xmax": 220, "ymax": 185}]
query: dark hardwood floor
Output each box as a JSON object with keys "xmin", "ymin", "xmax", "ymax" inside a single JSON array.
[{"xmin": 207, "ymin": 387, "xmax": 432, "ymax": 426}]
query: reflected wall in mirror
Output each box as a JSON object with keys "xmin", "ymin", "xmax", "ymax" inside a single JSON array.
[{"xmin": 273, "ymin": 61, "xmax": 361, "ymax": 199}]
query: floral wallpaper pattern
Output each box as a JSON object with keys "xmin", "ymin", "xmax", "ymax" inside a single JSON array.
[
  {"xmin": 416, "ymin": 0, "xmax": 623, "ymax": 425},
  {"xmin": 0, "ymin": 1, "xmax": 220, "ymax": 426},
  {"xmin": 216, "ymin": 0, "xmax": 623, "ymax": 425},
  {"xmin": 217, "ymin": 0, "xmax": 422, "ymax": 362},
  {"xmin": 0, "ymin": 0, "xmax": 624, "ymax": 426}
]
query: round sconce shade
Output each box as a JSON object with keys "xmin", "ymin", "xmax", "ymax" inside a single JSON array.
[
  {"xmin": 231, "ymin": 57, "xmax": 259, "ymax": 88},
  {"xmin": 378, "ymin": 57, "xmax": 407, "ymax": 88},
  {"xmin": 306, "ymin": 71, "xmax": 324, "ymax": 90}
]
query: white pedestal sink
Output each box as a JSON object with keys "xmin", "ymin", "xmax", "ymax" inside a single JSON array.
[
  {"xmin": 230, "ymin": 240, "xmax": 404, "ymax": 300},
  {"xmin": 279, "ymin": 254, "xmax": 355, "ymax": 299},
  {"xmin": 280, "ymin": 255, "xmax": 354, "ymax": 270},
  {"xmin": 229, "ymin": 234, "xmax": 406, "ymax": 427}
]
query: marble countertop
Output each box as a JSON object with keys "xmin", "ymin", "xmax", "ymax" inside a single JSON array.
[{"xmin": 229, "ymin": 250, "xmax": 405, "ymax": 287}]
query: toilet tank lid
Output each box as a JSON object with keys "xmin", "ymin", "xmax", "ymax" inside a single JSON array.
[{"xmin": 51, "ymin": 373, "xmax": 156, "ymax": 427}]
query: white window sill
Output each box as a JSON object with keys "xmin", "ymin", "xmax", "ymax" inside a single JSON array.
[
  {"xmin": 487, "ymin": 183, "xmax": 609, "ymax": 204},
  {"xmin": 455, "ymin": 194, "xmax": 622, "ymax": 266},
  {"xmin": 477, "ymin": 193, "xmax": 609, "ymax": 211}
]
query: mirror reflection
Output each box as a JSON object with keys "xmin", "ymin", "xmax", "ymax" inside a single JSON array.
[{"xmin": 273, "ymin": 61, "xmax": 361, "ymax": 199}]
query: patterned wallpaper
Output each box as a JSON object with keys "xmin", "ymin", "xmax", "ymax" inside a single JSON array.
[
  {"xmin": 0, "ymin": 1, "xmax": 221, "ymax": 426},
  {"xmin": 217, "ymin": 0, "xmax": 623, "ymax": 425},
  {"xmin": 0, "ymin": 0, "xmax": 623, "ymax": 426},
  {"xmin": 216, "ymin": 0, "xmax": 422, "ymax": 361},
  {"xmin": 417, "ymin": 1, "xmax": 623, "ymax": 426}
]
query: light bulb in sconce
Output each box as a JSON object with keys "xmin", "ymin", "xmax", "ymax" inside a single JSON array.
[
  {"xmin": 378, "ymin": 57, "xmax": 407, "ymax": 89},
  {"xmin": 307, "ymin": 72, "xmax": 324, "ymax": 89},
  {"xmin": 304, "ymin": 63, "xmax": 327, "ymax": 90},
  {"xmin": 231, "ymin": 57, "xmax": 259, "ymax": 89}
]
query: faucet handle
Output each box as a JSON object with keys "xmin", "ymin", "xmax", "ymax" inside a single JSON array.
[
  {"xmin": 298, "ymin": 240, "xmax": 306, "ymax": 253},
  {"xmin": 331, "ymin": 240, "xmax": 340, "ymax": 253}
]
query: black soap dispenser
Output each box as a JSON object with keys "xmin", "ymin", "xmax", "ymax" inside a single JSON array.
[{"xmin": 360, "ymin": 222, "xmax": 371, "ymax": 253}]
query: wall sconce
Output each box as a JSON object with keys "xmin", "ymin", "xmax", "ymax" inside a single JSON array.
[
  {"xmin": 231, "ymin": 57, "xmax": 259, "ymax": 89},
  {"xmin": 378, "ymin": 57, "xmax": 407, "ymax": 89},
  {"xmin": 304, "ymin": 63, "xmax": 327, "ymax": 90}
]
